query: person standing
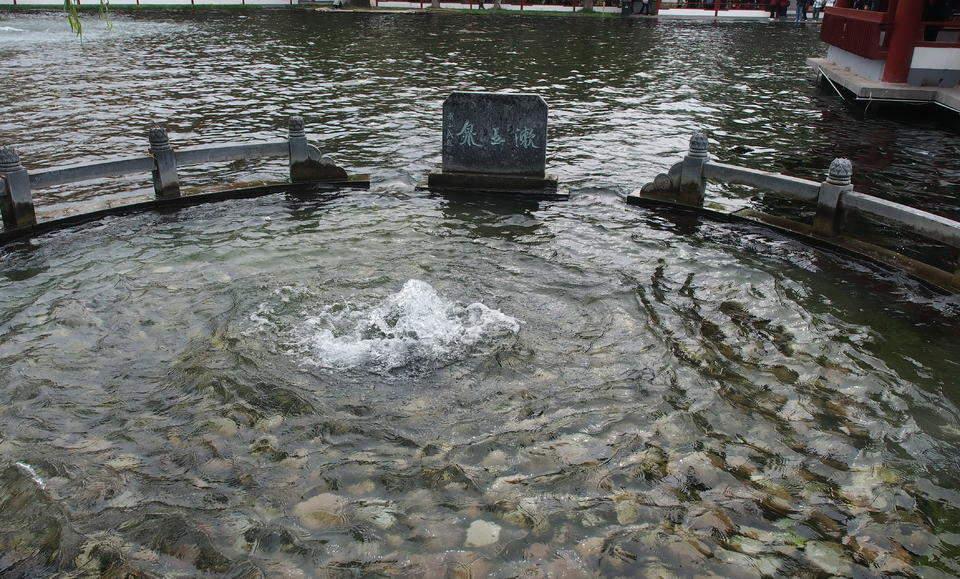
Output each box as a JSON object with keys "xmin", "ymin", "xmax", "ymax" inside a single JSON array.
[
  {"xmin": 769, "ymin": 0, "xmax": 780, "ymax": 17},
  {"xmin": 812, "ymin": 0, "xmax": 826, "ymax": 18},
  {"xmin": 795, "ymin": 0, "xmax": 808, "ymax": 20}
]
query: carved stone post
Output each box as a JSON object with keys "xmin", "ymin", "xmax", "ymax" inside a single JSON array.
[
  {"xmin": 676, "ymin": 132, "xmax": 709, "ymax": 207},
  {"xmin": 813, "ymin": 158, "xmax": 853, "ymax": 237},
  {"xmin": 288, "ymin": 116, "xmax": 309, "ymax": 183},
  {"xmin": 148, "ymin": 127, "xmax": 180, "ymax": 199},
  {"xmin": 633, "ymin": 132, "xmax": 709, "ymax": 206},
  {"xmin": 287, "ymin": 115, "xmax": 349, "ymax": 183},
  {"xmin": 0, "ymin": 146, "xmax": 37, "ymax": 229}
]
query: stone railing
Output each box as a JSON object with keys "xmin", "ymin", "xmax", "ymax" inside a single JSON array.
[
  {"xmin": 629, "ymin": 133, "xmax": 960, "ymax": 291},
  {"xmin": 0, "ymin": 116, "xmax": 360, "ymax": 231}
]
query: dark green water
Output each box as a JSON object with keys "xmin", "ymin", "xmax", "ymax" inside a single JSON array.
[{"xmin": 1, "ymin": 9, "xmax": 959, "ymax": 577}]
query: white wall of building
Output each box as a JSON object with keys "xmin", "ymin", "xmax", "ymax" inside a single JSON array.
[
  {"xmin": 912, "ymin": 46, "xmax": 960, "ymax": 71},
  {"xmin": 657, "ymin": 8, "xmax": 768, "ymax": 18},
  {"xmin": 908, "ymin": 46, "xmax": 960, "ymax": 87},
  {"xmin": 826, "ymin": 44, "xmax": 885, "ymax": 81}
]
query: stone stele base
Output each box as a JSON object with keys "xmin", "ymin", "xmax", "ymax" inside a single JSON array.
[{"xmin": 423, "ymin": 170, "xmax": 568, "ymax": 199}]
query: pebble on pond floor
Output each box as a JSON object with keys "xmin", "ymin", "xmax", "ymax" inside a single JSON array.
[{"xmin": 464, "ymin": 519, "xmax": 502, "ymax": 548}]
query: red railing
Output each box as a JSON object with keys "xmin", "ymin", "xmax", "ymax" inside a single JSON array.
[{"xmin": 820, "ymin": 7, "xmax": 893, "ymax": 59}]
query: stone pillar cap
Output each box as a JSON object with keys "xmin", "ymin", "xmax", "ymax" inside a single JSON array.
[
  {"xmin": 0, "ymin": 145, "xmax": 24, "ymax": 173},
  {"xmin": 289, "ymin": 116, "xmax": 306, "ymax": 138},
  {"xmin": 827, "ymin": 157, "xmax": 853, "ymax": 186},
  {"xmin": 687, "ymin": 132, "xmax": 709, "ymax": 159},
  {"xmin": 148, "ymin": 127, "xmax": 170, "ymax": 151}
]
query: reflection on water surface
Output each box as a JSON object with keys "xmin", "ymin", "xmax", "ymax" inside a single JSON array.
[
  {"xmin": 1, "ymin": 8, "xmax": 960, "ymax": 578},
  {"xmin": 0, "ymin": 9, "xmax": 958, "ymax": 216}
]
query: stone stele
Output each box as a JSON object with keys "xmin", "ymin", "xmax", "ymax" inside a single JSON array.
[
  {"xmin": 441, "ymin": 92, "xmax": 547, "ymax": 177},
  {"xmin": 427, "ymin": 92, "xmax": 562, "ymax": 197}
]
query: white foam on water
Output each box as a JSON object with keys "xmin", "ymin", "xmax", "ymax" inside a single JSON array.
[
  {"xmin": 0, "ymin": 26, "xmax": 26, "ymax": 33},
  {"xmin": 289, "ymin": 280, "xmax": 521, "ymax": 373},
  {"xmin": 15, "ymin": 461, "xmax": 46, "ymax": 490}
]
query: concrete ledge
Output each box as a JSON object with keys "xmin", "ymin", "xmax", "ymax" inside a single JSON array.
[
  {"xmin": 626, "ymin": 195, "xmax": 960, "ymax": 294},
  {"xmin": 0, "ymin": 177, "xmax": 369, "ymax": 245},
  {"xmin": 936, "ymin": 86, "xmax": 960, "ymax": 112},
  {"xmin": 424, "ymin": 170, "xmax": 567, "ymax": 199},
  {"xmin": 808, "ymin": 57, "xmax": 960, "ymax": 111}
]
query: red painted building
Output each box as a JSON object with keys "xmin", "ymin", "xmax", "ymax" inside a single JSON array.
[{"xmin": 819, "ymin": 0, "xmax": 959, "ymax": 86}]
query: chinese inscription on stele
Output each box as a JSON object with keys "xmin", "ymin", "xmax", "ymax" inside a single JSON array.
[{"xmin": 441, "ymin": 92, "xmax": 548, "ymax": 178}]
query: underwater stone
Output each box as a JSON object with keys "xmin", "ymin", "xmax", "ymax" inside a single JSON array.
[
  {"xmin": 293, "ymin": 493, "xmax": 347, "ymax": 529},
  {"xmin": 0, "ymin": 462, "xmax": 84, "ymax": 573},
  {"xmin": 804, "ymin": 541, "xmax": 852, "ymax": 576},
  {"xmin": 685, "ymin": 505, "xmax": 736, "ymax": 536},
  {"xmin": 778, "ymin": 399, "xmax": 815, "ymax": 421},
  {"xmin": 668, "ymin": 451, "xmax": 739, "ymax": 488},
  {"xmin": 209, "ymin": 417, "xmax": 239, "ymax": 437},
  {"xmin": 550, "ymin": 434, "xmax": 608, "ymax": 466},
  {"xmin": 614, "ymin": 500, "xmax": 642, "ymax": 525},
  {"xmin": 576, "ymin": 536, "xmax": 605, "ymax": 558},
  {"xmin": 481, "ymin": 450, "xmax": 508, "ymax": 468},
  {"xmin": 354, "ymin": 501, "xmax": 400, "ymax": 529},
  {"xmin": 254, "ymin": 414, "xmax": 284, "ymax": 431},
  {"xmin": 626, "ymin": 446, "xmax": 668, "ymax": 480},
  {"xmin": 405, "ymin": 514, "xmax": 464, "ymax": 551},
  {"xmin": 249, "ymin": 434, "xmax": 287, "ymax": 461},
  {"xmin": 104, "ymin": 454, "xmax": 141, "ymax": 471},
  {"xmin": 464, "ymin": 519, "xmax": 501, "ymax": 548},
  {"xmin": 119, "ymin": 513, "xmax": 230, "ymax": 572},
  {"xmin": 346, "ymin": 480, "xmax": 376, "ymax": 495},
  {"xmin": 523, "ymin": 543, "xmax": 551, "ymax": 560}
]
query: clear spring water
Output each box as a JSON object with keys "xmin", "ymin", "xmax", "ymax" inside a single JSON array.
[{"xmin": 1, "ymin": 9, "xmax": 960, "ymax": 578}]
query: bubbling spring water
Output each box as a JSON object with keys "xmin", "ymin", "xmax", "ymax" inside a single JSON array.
[
  {"xmin": 0, "ymin": 192, "xmax": 959, "ymax": 577},
  {"xmin": 264, "ymin": 280, "xmax": 521, "ymax": 374}
]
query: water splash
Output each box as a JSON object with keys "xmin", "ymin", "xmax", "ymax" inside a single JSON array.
[
  {"xmin": 289, "ymin": 280, "xmax": 521, "ymax": 373},
  {"xmin": 15, "ymin": 462, "xmax": 46, "ymax": 490}
]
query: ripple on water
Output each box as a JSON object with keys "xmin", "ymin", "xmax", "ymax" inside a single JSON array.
[{"xmin": 0, "ymin": 191, "xmax": 957, "ymax": 575}]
